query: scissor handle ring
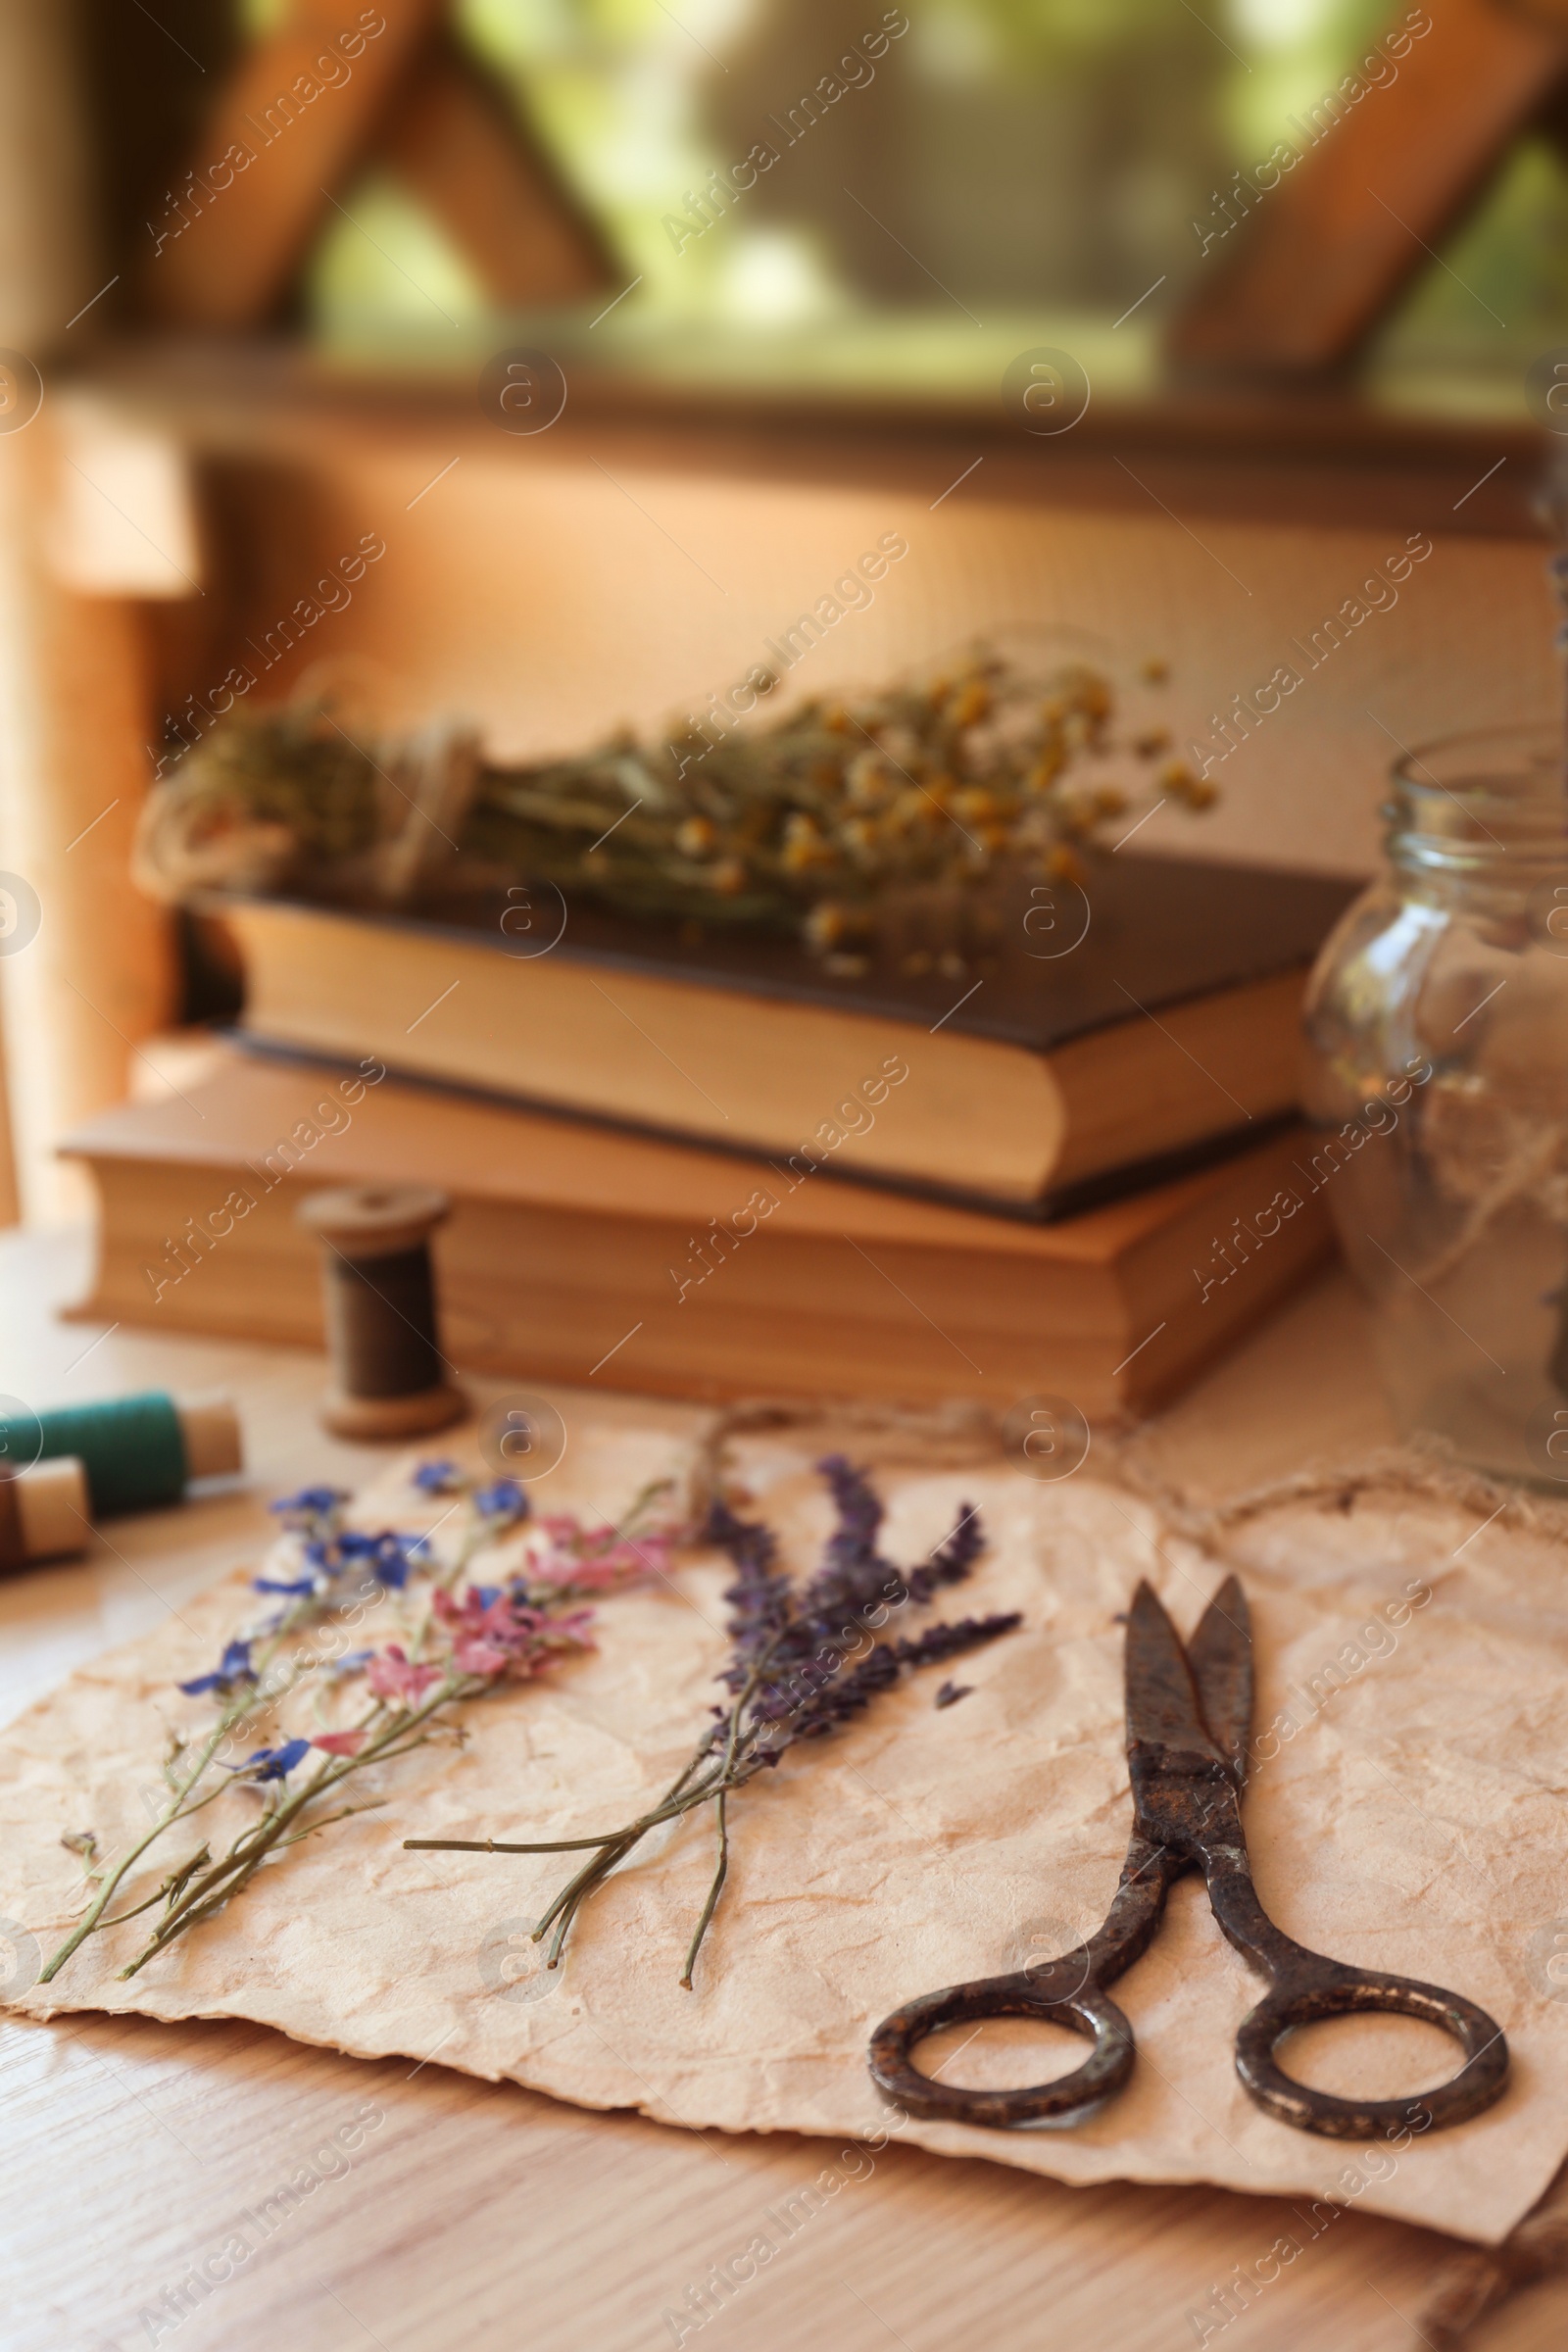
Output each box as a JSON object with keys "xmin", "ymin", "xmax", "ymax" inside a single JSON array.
[
  {"xmin": 867, "ymin": 1964, "xmax": 1134, "ymax": 2128},
  {"xmin": 1235, "ymin": 1967, "xmax": 1510, "ymax": 2139}
]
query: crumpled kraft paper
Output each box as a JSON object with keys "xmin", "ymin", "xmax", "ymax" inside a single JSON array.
[{"xmin": 4, "ymin": 1408, "xmax": 1568, "ymax": 2247}]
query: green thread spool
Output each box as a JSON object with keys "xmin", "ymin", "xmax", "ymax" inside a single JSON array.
[{"xmin": 0, "ymin": 1392, "xmax": 242, "ymax": 1518}]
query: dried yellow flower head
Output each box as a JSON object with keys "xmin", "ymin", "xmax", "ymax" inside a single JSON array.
[
  {"xmin": 805, "ymin": 900, "xmax": 871, "ymax": 950},
  {"xmin": 847, "ymin": 752, "xmax": 894, "ymax": 808},
  {"xmin": 1159, "ymin": 760, "xmax": 1216, "ymax": 808},
  {"xmin": 782, "ymin": 813, "xmax": 834, "ymax": 873}
]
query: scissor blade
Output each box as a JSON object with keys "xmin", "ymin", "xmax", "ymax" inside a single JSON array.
[
  {"xmin": 1124, "ymin": 1581, "xmax": 1224, "ymax": 1762},
  {"xmin": 1185, "ymin": 1575, "xmax": 1252, "ymax": 1787}
]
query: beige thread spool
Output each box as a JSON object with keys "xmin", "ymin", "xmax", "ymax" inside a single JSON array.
[
  {"xmin": 0, "ymin": 1456, "xmax": 90, "ymax": 1573},
  {"xmin": 298, "ymin": 1185, "xmax": 467, "ymax": 1442}
]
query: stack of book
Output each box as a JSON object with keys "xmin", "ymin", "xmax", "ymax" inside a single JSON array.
[{"xmin": 65, "ymin": 854, "xmax": 1353, "ymax": 1415}]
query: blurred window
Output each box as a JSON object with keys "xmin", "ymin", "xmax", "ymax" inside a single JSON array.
[{"xmin": 265, "ymin": 0, "xmax": 1568, "ymax": 399}]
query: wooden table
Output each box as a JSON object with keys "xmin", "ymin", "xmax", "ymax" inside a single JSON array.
[{"xmin": 5, "ymin": 1227, "xmax": 1563, "ymax": 2352}]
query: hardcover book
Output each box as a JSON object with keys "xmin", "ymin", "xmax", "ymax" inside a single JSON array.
[
  {"xmin": 216, "ymin": 854, "xmax": 1354, "ymax": 1213},
  {"xmin": 65, "ymin": 1048, "xmax": 1332, "ymax": 1417}
]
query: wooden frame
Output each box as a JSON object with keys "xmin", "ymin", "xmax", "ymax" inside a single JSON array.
[
  {"xmin": 87, "ymin": 336, "xmax": 1555, "ymax": 544},
  {"xmin": 134, "ymin": 0, "xmax": 612, "ymax": 330},
  {"xmin": 1172, "ymin": 0, "xmax": 1568, "ymax": 372}
]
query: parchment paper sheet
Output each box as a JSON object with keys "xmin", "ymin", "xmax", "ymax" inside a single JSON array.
[{"xmin": 4, "ymin": 1402, "xmax": 1568, "ymax": 2246}]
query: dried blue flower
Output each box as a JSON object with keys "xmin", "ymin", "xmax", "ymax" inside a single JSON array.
[
  {"xmin": 412, "ymin": 1459, "xmax": 462, "ymax": 1493},
  {"xmin": 269, "ymin": 1486, "xmax": 349, "ymax": 1524},
  {"xmin": 178, "ymin": 1638, "xmax": 256, "ymax": 1695},
  {"xmin": 473, "ymin": 1479, "xmax": 528, "ymax": 1522},
  {"xmin": 327, "ymin": 1530, "xmax": 430, "ymax": 1589},
  {"xmin": 369, "ymin": 1532, "xmax": 429, "ymax": 1589},
  {"xmin": 327, "ymin": 1648, "xmax": 373, "ymax": 1679},
  {"xmin": 252, "ymin": 1574, "xmax": 317, "ymax": 1595},
  {"xmin": 224, "ymin": 1738, "xmax": 312, "ymax": 1783}
]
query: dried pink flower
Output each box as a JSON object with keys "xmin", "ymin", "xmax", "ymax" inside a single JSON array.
[
  {"xmin": 451, "ymin": 1638, "xmax": 514, "ymax": 1677},
  {"xmin": 521, "ymin": 1518, "xmax": 671, "ymax": 1589},
  {"xmin": 366, "ymin": 1645, "xmax": 444, "ymax": 1708},
  {"xmin": 434, "ymin": 1586, "xmax": 598, "ymax": 1680}
]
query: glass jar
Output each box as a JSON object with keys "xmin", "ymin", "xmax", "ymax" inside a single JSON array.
[{"xmin": 1302, "ymin": 724, "xmax": 1568, "ymax": 1484}]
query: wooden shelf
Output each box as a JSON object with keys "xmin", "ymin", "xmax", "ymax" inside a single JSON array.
[{"xmin": 77, "ymin": 335, "xmax": 1556, "ymax": 542}]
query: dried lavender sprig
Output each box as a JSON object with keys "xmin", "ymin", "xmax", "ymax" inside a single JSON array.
[
  {"xmin": 891, "ymin": 1615, "xmax": 1021, "ymax": 1670},
  {"xmin": 406, "ymin": 1462, "xmax": 1018, "ymax": 1988}
]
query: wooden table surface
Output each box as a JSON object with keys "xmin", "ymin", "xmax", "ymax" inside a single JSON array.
[{"xmin": 5, "ymin": 1227, "xmax": 1565, "ymax": 2352}]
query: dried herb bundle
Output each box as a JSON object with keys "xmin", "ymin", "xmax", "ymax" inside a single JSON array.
[
  {"xmin": 135, "ymin": 648, "xmax": 1208, "ymax": 956},
  {"xmin": 465, "ymin": 655, "xmax": 1205, "ymax": 950},
  {"xmin": 406, "ymin": 1457, "xmax": 1019, "ymax": 1987}
]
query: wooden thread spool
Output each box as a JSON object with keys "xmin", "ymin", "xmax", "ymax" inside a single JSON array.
[
  {"xmin": 297, "ymin": 1185, "xmax": 467, "ymax": 1442},
  {"xmin": 0, "ymin": 1392, "xmax": 242, "ymax": 1516},
  {"xmin": 0, "ymin": 1457, "xmax": 90, "ymax": 1574}
]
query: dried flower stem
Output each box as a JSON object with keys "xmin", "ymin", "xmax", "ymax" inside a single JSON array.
[
  {"xmin": 117, "ymin": 1670, "xmax": 486, "ymax": 1976},
  {"xmin": 38, "ymin": 1620, "xmax": 325, "ymax": 1985}
]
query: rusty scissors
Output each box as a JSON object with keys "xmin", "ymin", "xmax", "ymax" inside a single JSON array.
[{"xmin": 868, "ymin": 1577, "xmax": 1509, "ymax": 2139}]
